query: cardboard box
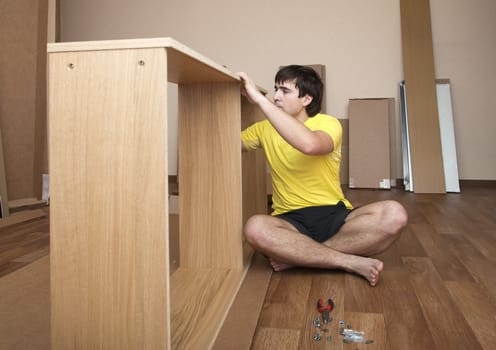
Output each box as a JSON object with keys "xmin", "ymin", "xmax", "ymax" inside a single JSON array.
[{"xmin": 348, "ymin": 98, "xmax": 393, "ymax": 189}]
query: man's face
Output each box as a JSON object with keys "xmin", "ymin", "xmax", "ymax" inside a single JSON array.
[{"xmin": 273, "ymin": 79, "xmax": 309, "ymax": 117}]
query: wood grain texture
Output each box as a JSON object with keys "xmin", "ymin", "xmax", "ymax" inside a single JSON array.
[
  {"xmin": 48, "ymin": 39, "xmax": 268, "ymax": 349},
  {"xmin": 241, "ymin": 97, "xmax": 267, "ymax": 262},
  {"xmin": 402, "ymin": 257, "xmax": 482, "ymax": 349},
  {"xmin": 253, "ymin": 187, "xmax": 496, "ymax": 350},
  {"xmin": 445, "ymin": 281, "xmax": 496, "ymax": 350},
  {"xmin": 0, "ymin": 208, "xmax": 47, "ymax": 229},
  {"xmin": 3, "ymin": 187, "xmax": 495, "ymax": 349},
  {"xmin": 48, "ymin": 37, "xmax": 242, "ymax": 84},
  {"xmin": 212, "ymin": 253, "xmax": 273, "ymax": 350},
  {"xmin": 252, "ymin": 328, "xmax": 300, "ymax": 350},
  {"xmin": 49, "ymin": 48, "xmax": 169, "ymax": 349},
  {"xmin": 257, "ymin": 269, "xmax": 312, "ymax": 329},
  {"xmin": 380, "ymin": 268, "xmax": 437, "ymax": 349},
  {"xmin": 178, "ymin": 82, "xmax": 243, "ymax": 269},
  {"xmin": 170, "ymin": 267, "xmax": 244, "ymax": 349},
  {"xmin": 400, "ymin": 0, "xmax": 445, "ymax": 193}
]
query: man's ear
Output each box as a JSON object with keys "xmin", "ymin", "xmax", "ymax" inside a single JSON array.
[{"xmin": 302, "ymin": 94, "xmax": 313, "ymax": 107}]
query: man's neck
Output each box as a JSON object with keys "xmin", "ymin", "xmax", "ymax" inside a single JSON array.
[{"xmin": 294, "ymin": 110, "xmax": 310, "ymax": 124}]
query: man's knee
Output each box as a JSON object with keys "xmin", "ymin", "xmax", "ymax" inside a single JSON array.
[
  {"xmin": 382, "ymin": 200, "xmax": 408, "ymax": 235},
  {"xmin": 244, "ymin": 214, "xmax": 270, "ymax": 247}
]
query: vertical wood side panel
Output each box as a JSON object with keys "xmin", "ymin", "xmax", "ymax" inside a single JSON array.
[
  {"xmin": 49, "ymin": 48, "xmax": 169, "ymax": 349},
  {"xmin": 178, "ymin": 83, "xmax": 243, "ymax": 269},
  {"xmin": 400, "ymin": 0, "xmax": 445, "ymax": 193},
  {"xmin": 241, "ymin": 97, "xmax": 267, "ymax": 263}
]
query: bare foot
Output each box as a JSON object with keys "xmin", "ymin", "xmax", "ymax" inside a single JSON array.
[
  {"xmin": 268, "ymin": 254, "xmax": 384, "ymax": 286},
  {"xmin": 343, "ymin": 256, "xmax": 384, "ymax": 286},
  {"xmin": 269, "ymin": 258, "xmax": 294, "ymax": 272}
]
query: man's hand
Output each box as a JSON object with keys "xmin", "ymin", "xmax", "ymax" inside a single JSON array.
[{"xmin": 238, "ymin": 72, "xmax": 265, "ymax": 105}]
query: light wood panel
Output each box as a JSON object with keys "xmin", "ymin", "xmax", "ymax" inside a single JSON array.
[
  {"xmin": 48, "ymin": 38, "xmax": 268, "ymax": 349},
  {"xmin": 49, "ymin": 48, "xmax": 169, "ymax": 349},
  {"xmin": 400, "ymin": 0, "xmax": 445, "ymax": 193},
  {"xmin": 212, "ymin": 253, "xmax": 273, "ymax": 350},
  {"xmin": 170, "ymin": 267, "xmax": 244, "ymax": 349},
  {"xmin": 178, "ymin": 82, "xmax": 243, "ymax": 269},
  {"xmin": 47, "ymin": 37, "xmax": 240, "ymax": 83},
  {"xmin": 241, "ymin": 97, "xmax": 267, "ymax": 261}
]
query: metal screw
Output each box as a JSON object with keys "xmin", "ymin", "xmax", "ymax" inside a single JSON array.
[
  {"xmin": 67, "ymin": 63, "xmax": 75, "ymax": 70},
  {"xmin": 313, "ymin": 333, "xmax": 321, "ymax": 341},
  {"xmin": 138, "ymin": 60, "xmax": 145, "ymax": 66}
]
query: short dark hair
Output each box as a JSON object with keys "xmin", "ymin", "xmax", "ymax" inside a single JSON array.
[{"xmin": 275, "ymin": 65, "xmax": 323, "ymax": 117}]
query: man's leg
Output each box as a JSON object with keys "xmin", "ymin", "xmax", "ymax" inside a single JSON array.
[
  {"xmin": 243, "ymin": 214, "xmax": 390, "ymax": 286},
  {"xmin": 324, "ymin": 200, "xmax": 408, "ymax": 256}
]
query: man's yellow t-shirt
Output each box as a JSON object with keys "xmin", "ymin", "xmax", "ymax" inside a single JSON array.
[{"xmin": 241, "ymin": 113, "xmax": 352, "ymax": 216}]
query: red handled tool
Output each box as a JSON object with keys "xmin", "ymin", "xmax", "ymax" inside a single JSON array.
[{"xmin": 317, "ymin": 298, "xmax": 334, "ymax": 324}]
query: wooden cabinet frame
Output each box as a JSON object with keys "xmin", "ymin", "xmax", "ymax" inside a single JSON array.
[{"xmin": 48, "ymin": 38, "xmax": 266, "ymax": 349}]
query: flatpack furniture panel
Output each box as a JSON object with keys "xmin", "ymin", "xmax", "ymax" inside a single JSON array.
[
  {"xmin": 348, "ymin": 98, "xmax": 392, "ymax": 189},
  {"xmin": 48, "ymin": 38, "xmax": 266, "ymax": 350},
  {"xmin": 49, "ymin": 47, "xmax": 169, "ymax": 349},
  {"xmin": 400, "ymin": 0, "xmax": 446, "ymax": 193},
  {"xmin": 178, "ymin": 83, "xmax": 243, "ymax": 269},
  {"xmin": 0, "ymin": 0, "xmax": 48, "ymax": 201},
  {"xmin": 436, "ymin": 79, "xmax": 460, "ymax": 192}
]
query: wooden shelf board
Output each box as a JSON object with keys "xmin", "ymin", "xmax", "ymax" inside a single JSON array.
[
  {"xmin": 47, "ymin": 37, "xmax": 238, "ymax": 84},
  {"xmin": 170, "ymin": 266, "xmax": 248, "ymax": 349}
]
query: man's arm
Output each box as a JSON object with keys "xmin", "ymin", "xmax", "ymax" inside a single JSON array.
[{"xmin": 238, "ymin": 72, "xmax": 333, "ymax": 155}]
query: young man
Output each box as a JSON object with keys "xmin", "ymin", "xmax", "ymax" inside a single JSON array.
[{"xmin": 239, "ymin": 65, "xmax": 407, "ymax": 286}]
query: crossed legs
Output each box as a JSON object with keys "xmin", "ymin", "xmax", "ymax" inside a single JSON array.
[{"xmin": 243, "ymin": 200, "xmax": 408, "ymax": 286}]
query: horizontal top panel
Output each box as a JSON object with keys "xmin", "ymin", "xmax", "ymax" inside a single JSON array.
[{"xmin": 47, "ymin": 37, "xmax": 239, "ymax": 84}]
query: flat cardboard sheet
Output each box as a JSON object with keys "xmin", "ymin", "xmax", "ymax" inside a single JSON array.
[{"xmin": 348, "ymin": 98, "xmax": 392, "ymax": 189}]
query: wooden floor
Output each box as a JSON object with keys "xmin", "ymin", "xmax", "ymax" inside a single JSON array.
[
  {"xmin": 0, "ymin": 186, "xmax": 495, "ymax": 349},
  {"xmin": 251, "ymin": 185, "xmax": 496, "ymax": 350},
  {"xmin": 0, "ymin": 209, "xmax": 49, "ymax": 278}
]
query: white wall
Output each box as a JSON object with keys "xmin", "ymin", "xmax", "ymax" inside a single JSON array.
[
  {"xmin": 59, "ymin": 0, "xmax": 496, "ymax": 180},
  {"xmin": 430, "ymin": 0, "xmax": 496, "ymax": 180}
]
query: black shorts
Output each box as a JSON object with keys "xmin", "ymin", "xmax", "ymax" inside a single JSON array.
[{"xmin": 276, "ymin": 202, "xmax": 352, "ymax": 243}]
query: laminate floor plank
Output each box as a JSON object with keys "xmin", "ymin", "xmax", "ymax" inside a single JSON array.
[
  {"xmin": 344, "ymin": 273, "xmax": 383, "ymax": 314},
  {"xmin": 380, "ymin": 268, "xmax": 437, "ymax": 350},
  {"xmin": 402, "ymin": 257, "xmax": 483, "ymax": 350},
  {"xmin": 461, "ymin": 229, "xmax": 496, "ymax": 263},
  {"xmin": 411, "ymin": 223, "xmax": 477, "ymax": 282},
  {"xmin": 297, "ymin": 270, "xmax": 345, "ymax": 349},
  {"xmin": 256, "ymin": 269, "xmax": 312, "ymax": 329},
  {"xmin": 445, "ymin": 281, "xmax": 496, "ymax": 350},
  {"xmin": 419, "ymin": 198, "xmax": 470, "ymax": 234},
  {"xmin": 342, "ymin": 312, "xmax": 389, "ymax": 350},
  {"xmin": 251, "ymin": 327, "xmax": 300, "ymax": 350},
  {"xmin": 459, "ymin": 255, "xmax": 496, "ymax": 303}
]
